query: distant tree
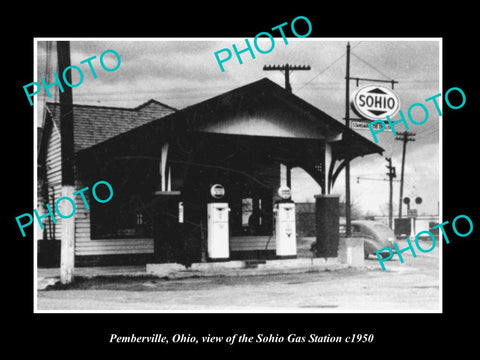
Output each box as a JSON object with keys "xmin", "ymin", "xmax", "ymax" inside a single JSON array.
[
  {"xmin": 339, "ymin": 196, "xmax": 363, "ymax": 220},
  {"xmin": 379, "ymin": 201, "xmax": 399, "ymax": 218}
]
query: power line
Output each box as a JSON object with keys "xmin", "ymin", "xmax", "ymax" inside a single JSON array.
[
  {"xmin": 350, "ymin": 52, "xmax": 393, "ymax": 81},
  {"xmin": 295, "ymin": 54, "xmax": 344, "ymax": 92},
  {"xmin": 296, "ymin": 42, "xmax": 362, "ymax": 92},
  {"xmin": 397, "ymin": 80, "xmax": 439, "ymax": 84},
  {"xmin": 418, "ymin": 127, "xmax": 439, "ymax": 137},
  {"xmin": 356, "ymin": 176, "xmax": 399, "ymax": 182}
]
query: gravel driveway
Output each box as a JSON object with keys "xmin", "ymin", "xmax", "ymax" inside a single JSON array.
[{"xmin": 37, "ymin": 239, "xmax": 440, "ymax": 312}]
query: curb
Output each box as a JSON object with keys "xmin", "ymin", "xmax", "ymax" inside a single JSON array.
[
  {"xmin": 37, "ymin": 258, "xmax": 356, "ymax": 289},
  {"xmin": 147, "ymin": 258, "xmax": 350, "ymax": 278}
]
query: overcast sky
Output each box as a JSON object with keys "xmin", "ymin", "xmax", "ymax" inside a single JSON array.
[{"xmin": 35, "ymin": 38, "xmax": 441, "ymax": 216}]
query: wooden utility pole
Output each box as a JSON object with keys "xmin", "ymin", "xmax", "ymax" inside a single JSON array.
[
  {"xmin": 344, "ymin": 43, "xmax": 352, "ymax": 237},
  {"xmin": 57, "ymin": 41, "xmax": 75, "ymax": 284},
  {"xmin": 395, "ymin": 131, "xmax": 415, "ymax": 219},
  {"xmin": 264, "ymin": 63, "xmax": 310, "ymax": 188},
  {"xmin": 385, "ymin": 157, "xmax": 396, "ymax": 229},
  {"xmin": 263, "ymin": 64, "xmax": 311, "ymax": 93}
]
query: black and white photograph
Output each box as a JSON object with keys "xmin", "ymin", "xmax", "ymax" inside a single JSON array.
[
  {"xmin": 32, "ymin": 38, "xmax": 442, "ymax": 313},
  {"xmin": 6, "ymin": 9, "xmax": 479, "ymax": 353}
]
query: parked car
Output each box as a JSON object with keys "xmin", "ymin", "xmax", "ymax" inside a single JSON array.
[
  {"xmin": 310, "ymin": 220, "xmax": 396, "ymax": 259},
  {"xmin": 348, "ymin": 220, "xmax": 397, "ymax": 259}
]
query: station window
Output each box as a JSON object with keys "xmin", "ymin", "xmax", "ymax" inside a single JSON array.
[
  {"xmin": 240, "ymin": 195, "xmax": 272, "ymax": 236},
  {"xmin": 242, "ymin": 198, "xmax": 253, "ymax": 227},
  {"xmin": 91, "ymin": 187, "xmax": 153, "ymax": 239}
]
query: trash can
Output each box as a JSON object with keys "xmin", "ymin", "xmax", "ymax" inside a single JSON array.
[
  {"xmin": 152, "ymin": 191, "xmax": 183, "ymax": 263},
  {"xmin": 314, "ymin": 194, "xmax": 339, "ymax": 258}
]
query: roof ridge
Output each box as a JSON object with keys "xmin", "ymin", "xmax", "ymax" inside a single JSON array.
[
  {"xmin": 176, "ymin": 77, "xmax": 277, "ymax": 112},
  {"xmin": 46, "ymin": 80, "xmax": 273, "ymax": 113},
  {"xmin": 76, "ymin": 77, "xmax": 383, "ymax": 158},
  {"xmin": 134, "ymin": 99, "xmax": 177, "ymax": 111},
  {"xmin": 46, "ymin": 101, "xmax": 138, "ymax": 111},
  {"xmin": 46, "ymin": 99, "xmax": 177, "ymax": 112}
]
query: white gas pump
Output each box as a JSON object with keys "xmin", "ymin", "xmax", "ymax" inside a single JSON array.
[
  {"xmin": 207, "ymin": 184, "xmax": 230, "ymax": 260},
  {"xmin": 274, "ymin": 186, "xmax": 297, "ymax": 258}
]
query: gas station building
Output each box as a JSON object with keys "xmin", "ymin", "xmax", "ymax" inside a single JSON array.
[{"xmin": 38, "ymin": 78, "xmax": 383, "ymax": 267}]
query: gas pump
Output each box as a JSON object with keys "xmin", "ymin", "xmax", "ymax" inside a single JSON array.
[
  {"xmin": 207, "ymin": 184, "xmax": 230, "ymax": 261},
  {"xmin": 274, "ymin": 186, "xmax": 297, "ymax": 258}
]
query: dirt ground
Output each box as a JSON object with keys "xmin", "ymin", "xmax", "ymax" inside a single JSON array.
[{"xmin": 36, "ymin": 239, "xmax": 440, "ymax": 312}]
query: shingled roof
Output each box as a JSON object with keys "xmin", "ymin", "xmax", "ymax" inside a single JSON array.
[
  {"xmin": 41, "ymin": 99, "xmax": 176, "ymax": 155},
  {"xmin": 80, "ymin": 78, "xmax": 383, "ymax": 160}
]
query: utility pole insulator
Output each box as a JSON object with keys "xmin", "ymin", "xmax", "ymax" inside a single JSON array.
[{"xmin": 263, "ymin": 63, "xmax": 311, "ymax": 93}]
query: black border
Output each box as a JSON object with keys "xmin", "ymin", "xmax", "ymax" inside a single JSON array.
[{"xmin": 7, "ymin": 7, "xmax": 478, "ymax": 354}]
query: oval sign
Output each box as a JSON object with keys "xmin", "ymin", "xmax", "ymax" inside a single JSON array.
[
  {"xmin": 277, "ymin": 186, "xmax": 291, "ymax": 200},
  {"xmin": 210, "ymin": 184, "xmax": 225, "ymax": 199},
  {"xmin": 351, "ymin": 85, "xmax": 400, "ymax": 121}
]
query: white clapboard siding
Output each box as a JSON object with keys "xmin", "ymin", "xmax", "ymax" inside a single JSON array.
[
  {"xmin": 43, "ymin": 126, "xmax": 62, "ymax": 240},
  {"xmin": 42, "ymin": 125, "xmax": 155, "ymax": 256},
  {"xmin": 73, "ymin": 179, "xmax": 91, "ymax": 245},
  {"xmin": 75, "ymin": 239, "xmax": 154, "ymax": 255},
  {"xmin": 230, "ymin": 236, "xmax": 276, "ymax": 252},
  {"xmin": 45, "ymin": 132, "xmax": 61, "ymax": 183}
]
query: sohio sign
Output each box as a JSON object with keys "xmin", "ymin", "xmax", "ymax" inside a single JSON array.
[{"xmin": 351, "ymin": 85, "xmax": 400, "ymax": 120}]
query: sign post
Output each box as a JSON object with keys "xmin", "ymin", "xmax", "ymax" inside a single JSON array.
[{"xmin": 344, "ymin": 43, "xmax": 398, "ymax": 237}]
